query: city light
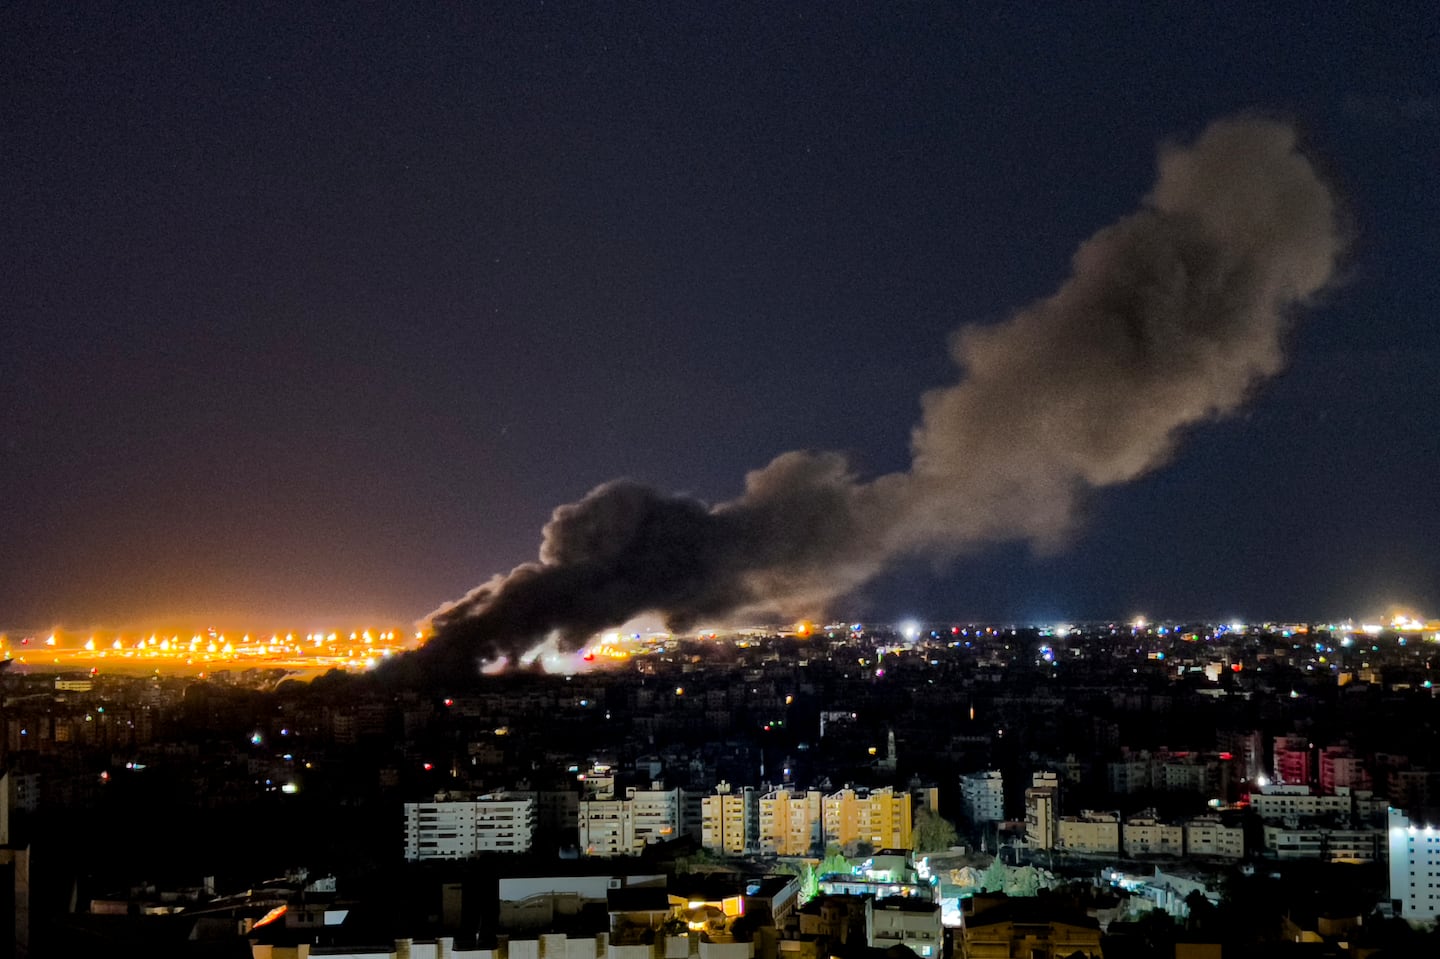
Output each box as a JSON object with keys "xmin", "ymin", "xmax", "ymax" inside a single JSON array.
[{"xmin": 0, "ymin": 625, "xmax": 417, "ymax": 676}]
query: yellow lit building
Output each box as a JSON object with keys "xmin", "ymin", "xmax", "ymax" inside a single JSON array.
[
  {"xmin": 760, "ymin": 788, "xmax": 825, "ymax": 855},
  {"xmin": 701, "ymin": 782, "xmax": 757, "ymax": 855},
  {"xmin": 822, "ymin": 787, "xmax": 911, "ymax": 850}
]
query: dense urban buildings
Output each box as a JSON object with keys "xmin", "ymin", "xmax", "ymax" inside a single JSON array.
[{"xmin": 0, "ymin": 616, "xmax": 1438, "ymax": 955}]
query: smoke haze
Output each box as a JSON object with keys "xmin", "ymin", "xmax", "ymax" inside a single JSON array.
[{"xmin": 414, "ymin": 116, "xmax": 1343, "ymax": 674}]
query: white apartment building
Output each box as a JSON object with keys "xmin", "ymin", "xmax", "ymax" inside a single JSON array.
[
  {"xmin": 871, "ymin": 899, "xmax": 943, "ymax": 959},
  {"xmin": 1250, "ymin": 784, "xmax": 1385, "ymax": 824},
  {"xmin": 1262, "ymin": 823, "xmax": 1382, "ymax": 862},
  {"xmin": 403, "ymin": 793, "xmax": 536, "ymax": 861},
  {"xmin": 1122, "ymin": 813, "xmax": 1183, "ymax": 858},
  {"xmin": 1250, "ymin": 784, "xmax": 1347, "ymax": 821},
  {"xmin": 578, "ymin": 798, "xmax": 636, "ymax": 857},
  {"xmin": 628, "ymin": 784, "xmax": 685, "ymax": 846},
  {"xmin": 959, "ymin": 771, "xmax": 1005, "ymax": 826},
  {"xmin": 1057, "ymin": 810, "xmax": 1119, "ymax": 855},
  {"xmin": 1389, "ymin": 807, "xmax": 1440, "ymax": 921},
  {"xmin": 1183, "ymin": 816, "xmax": 1244, "ymax": 859},
  {"xmin": 579, "ymin": 784, "xmax": 686, "ymax": 857}
]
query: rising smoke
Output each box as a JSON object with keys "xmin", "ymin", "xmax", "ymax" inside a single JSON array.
[{"xmin": 413, "ymin": 116, "xmax": 1343, "ymax": 674}]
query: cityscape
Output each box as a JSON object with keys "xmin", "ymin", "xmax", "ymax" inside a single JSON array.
[
  {"xmin": 1, "ymin": 614, "xmax": 1438, "ymax": 956},
  {"xmin": 4, "ymin": 3, "xmax": 1437, "ymax": 959}
]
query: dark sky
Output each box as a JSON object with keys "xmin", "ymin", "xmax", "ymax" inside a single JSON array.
[{"xmin": 3, "ymin": 2, "xmax": 1437, "ymax": 630}]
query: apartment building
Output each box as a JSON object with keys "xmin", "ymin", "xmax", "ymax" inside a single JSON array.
[
  {"xmin": 760, "ymin": 787, "xmax": 824, "ymax": 856},
  {"xmin": 823, "ymin": 787, "xmax": 912, "ymax": 850},
  {"xmin": 959, "ymin": 771, "xmax": 1005, "ymax": 826},
  {"xmin": 403, "ymin": 793, "xmax": 536, "ymax": 861}
]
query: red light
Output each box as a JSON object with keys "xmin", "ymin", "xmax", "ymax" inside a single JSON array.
[
  {"xmin": 583, "ymin": 652, "xmax": 595, "ymax": 661},
  {"xmin": 1231, "ymin": 663, "xmax": 1242, "ymax": 672},
  {"xmin": 423, "ymin": 762, "xmax": 433, "ymax": 771},
  {"xmin": 443, "ymin": 698, "xmax": 454, "ymax": 707},
  {"xmin": 952, "ymin": 627, "xmax": 959, "ymax": 634},
  {"xmin": 1219, "ymin": 752, "xmax": 1234, "ymax": 760}
]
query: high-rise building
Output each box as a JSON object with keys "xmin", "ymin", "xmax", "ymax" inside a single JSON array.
[
  {"xmin": 403, "ymin": 793, "xmax": 537, "ymax": 861},
  {"xmin": 1025, "ymin": 772, "xmax": 1060, "ymax": 850},
  {"xmin": 1216, "ymin": 729, "xmax": 1265, "ymax": 784},
  {"xmin": 1389, "ymin": 807, "xmax": 1440, "ymax": 921},
  {"xmin": 959, "ymin": 771, "xmax": 1005, "ymax": 826},
  {"xmin": 628, "ymin": 784, "xmax": 685, "ymax": 846},
  {"xmin": 1273, "ymin": 735, "xmax": 1312, "ymax": 786},
  {"xmin": 578, "ymin": 783, "xmax": 687, "ymax": 857},
  {"xmin": 823, "ymin": 787, "xmax": 912, "ymax": 850},
  {"xmin": 578, "ymin": 798, "xmax": 636, "ymax": 857},
  {"xmin": 1319, "ymin": 745, "xmax": 1371, "ymax": 794},
  {"xmin": 760, "ymin": 787, "xmax": 824, "ymax": 856},
  {"xmin": 701, "ymin": 782, "xmax": 759, "ymax": 855}
]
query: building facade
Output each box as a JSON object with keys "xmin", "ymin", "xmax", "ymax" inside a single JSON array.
[
  {"xmin": 960, "ymin": 771, "xmax": 1005, "ymax": 826},
  {"xmin": 1122, "ymin": 813, "xmax": 1183, "ymax": 858},
  {"xmin": 403, "ymin": 794, "xmax": 536, "ymax": 861},
  {"xmin": 578, "ymin": 798, "xmax": 636, "ymax": 857},
  {"xmin": 701, "ymin": 782, "xmax": 758, "ymax": 855},
  {"xmin": 1025, "ymin": 773, "xmax": 1060, "ymax": 851},
  {"xmin": 1273, "ymin": 735, "xmax": 1312, "ymax": 786},
  {"xmin": 759, "ymin": 788, "xmax": 823, "ymax": 856},
  {"xmin": 1389, "ymin": 807, "xmax": 1440, "ymax": 921},
  {"xmin": 1057, "ymin": 811, "xmax": 1119, "ymax": 855},
  {"xmin": 822, "ymin": 787, "xmax": 911, "ymax": 851},
  {"xmin": 1183, "ymin": 816, "xmax": 1245, "ymax": 859}
]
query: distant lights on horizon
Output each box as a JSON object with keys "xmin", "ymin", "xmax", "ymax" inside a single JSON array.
[{"xmin": 5, "ymin": 613, "xmax": 1437, "ymax": 682}]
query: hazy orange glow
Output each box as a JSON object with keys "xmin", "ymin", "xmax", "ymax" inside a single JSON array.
[{"xmin": 0, "ymin": 626, "xmax": 415, "ymax": 676}]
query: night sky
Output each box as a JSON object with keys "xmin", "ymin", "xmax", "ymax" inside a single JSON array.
[{"xmin": 3, "ymin": 3, "xmax": 1437, "ymax": 631}]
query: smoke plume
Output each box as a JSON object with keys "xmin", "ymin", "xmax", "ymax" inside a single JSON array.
[{"xmin": 413, "ymin": 116, "xmax": 1342, "ymax": 674}]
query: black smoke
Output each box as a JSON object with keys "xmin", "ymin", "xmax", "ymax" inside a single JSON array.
[{"xmin": 410, "ymin": 116, "xmax": 1343, "ymax": 675}]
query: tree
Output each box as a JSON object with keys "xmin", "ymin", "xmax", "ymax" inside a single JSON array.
[
  {"xmin": 981, "ymin": 859, "xmax": 1008, "ymax": 893},
  {"xmin": 819, "ymin": 849, "xmax": 851, "ymax": 878},
  {"xmin": 1132, "ymin": 906, "xmax": 1179, "ymax": 954},
  {"xmin": 1006, "ymin": 865, "xmax": 1041, "ymax": 897},
  {"xmin": 911, "ymin": 808, "xmax": 959, "ymax": 852},
  {"xmin": 799, "ymin": 861, "xmax": 820, "ymax": 903},
  {"xmin": 1184, "ymin": 890, "xmax": 1218, "ymax": 931}
]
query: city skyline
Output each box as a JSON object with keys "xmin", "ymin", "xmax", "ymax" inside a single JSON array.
[{"xmin": 4, "ymin": 5, "xmax": 1437, "ymax": 630}]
